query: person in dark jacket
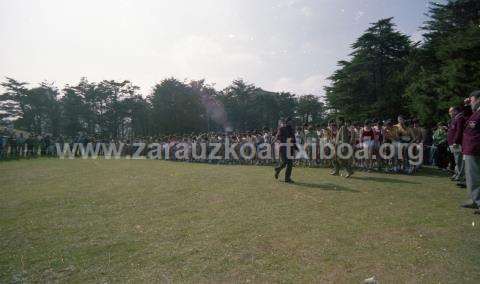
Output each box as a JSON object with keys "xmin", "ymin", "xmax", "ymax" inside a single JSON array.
[
  {"xmin": 432, "ymin": 123, "xmax": 448, "ymax": 169},
  {"xmin": 274, "ymin": 117, "xmax": 297, "ymax": 183},
  {"xmin": 460, "ymin": 91, "xmax": 480, "ymax": 214},
  {"xmin": 447, "ymin": 106, "xmax": 466, "ymax": 182}
]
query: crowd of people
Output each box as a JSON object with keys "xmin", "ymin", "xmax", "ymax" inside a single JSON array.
[
  {"xmin": 271, "ymin": 90, "xmax": 479, "ymax": 215},
  {"xmin": 1, "ymin": 91, "xmax": 479, "ymax": 213},
  {"xmin": 0, "ymin": 114, "xmax": 458, "ymax": 174},
  {"xmin": 444, "ymin": 91, "xmax": 480, "ymax": 215}
]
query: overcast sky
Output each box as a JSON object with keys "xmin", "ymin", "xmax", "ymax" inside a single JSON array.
[{"xmin": 0, "ymin": 0, "xmax": 433, "ymax": 96}]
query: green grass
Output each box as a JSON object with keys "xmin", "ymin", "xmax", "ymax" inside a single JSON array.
[{"xmin": 1, "ymin": 159, "xmax": 479, "ymax": 283}]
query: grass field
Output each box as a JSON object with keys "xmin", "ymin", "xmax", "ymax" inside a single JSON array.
[{"xmin": 1, "ymin": 159, "xmax": 479, "ymax": 283}]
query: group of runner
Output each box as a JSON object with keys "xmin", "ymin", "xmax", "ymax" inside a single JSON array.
[{"xmin": 0, "ymin": 115, "xmax": 426, "ymax": 176}]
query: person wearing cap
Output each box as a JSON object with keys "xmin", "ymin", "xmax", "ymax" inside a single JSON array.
[
  {"xmin": 274, "ymin": 117, "xmax": 297, "ymax": 183},
  {"xmin": 460, "ymin": 90, "xmax": 480, "ymax": 214},
  {"xmin": 447, "ymin": 106, "xmax": 466, "ymax": 182}
]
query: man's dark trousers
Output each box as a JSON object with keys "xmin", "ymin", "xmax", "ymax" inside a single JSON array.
[{"xmin": 275, "ymin": 151, "xmax": 293, "ymax": 181}]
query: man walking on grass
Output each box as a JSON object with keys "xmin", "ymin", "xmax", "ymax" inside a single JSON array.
[
  {"xmin": 274, "ymin": 117, "xmax": 297, "ymax": 183},
  {"xmin": 331, "ymin": 117, "xmax": 354, "ymax": 178}
]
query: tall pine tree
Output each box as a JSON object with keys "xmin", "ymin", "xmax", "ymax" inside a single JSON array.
[
  {"xmin": 325, "ymin": 18, "xmax": 412, "ymax": 121},
  {"xmin": 405, "ymin": 0, "xmax": 480, "ymax": 125}
]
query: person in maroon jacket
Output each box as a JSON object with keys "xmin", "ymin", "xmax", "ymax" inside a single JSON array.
[
  {"xmin": 460, "ymin": 90, "xmax": 480, "ymax": 214},
  {"xmin": 447, "ymin": 106, "xmax": 466, "ymax": 182}
]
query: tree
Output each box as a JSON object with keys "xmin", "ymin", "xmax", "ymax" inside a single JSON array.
[
  {"xmin": 0, "ymin": 77, "xmax": 28, "ymax": 121},
  {"xmin": 26, "ymin": 82, "xmax": 61, "ymax": 135},
  {"xmin": 325, "ymin": 18, "xmax": 413, "ymax": 121},
  {"xmin": 219, "ymin": 79, "xmax": 258, "ymax": 131},
  {"xmin": 405, "ymin": 0, "xmax": 480, "ymax": 125},
  {"xmin": 120, "ymin": 95, "xmax": 151, "ymax": 138},
  {"xmin": 1, "ymin": 78, "xmax": 61, "ymax": 134},
  {"xmin": 60, "ymin": 86, "xmax": 88, "ymax": 137},
  {"xmin": 297, "ymin": 95, "xmax": 324, "ymax": 123},
  {"xmin": 96, "ymin": 80, "xmax": 141, "ymax": 139},
  {"xmin": 149, "ymin": 78, "xmax": 207, "ymax": 135},
  {"xmin": 217, "ymin": 80, "xmax": 299, "ymax": 131},
  {"xmin": 1, "ymin": 76, "xmax": 323, "ymax": 136},
  {"xmin": 189, "ymin": 80, "xmax": 226, "ymax": 132},
  {"xmin": 66, "ymin": 78, "xmax": 99, "ymax": 136}
]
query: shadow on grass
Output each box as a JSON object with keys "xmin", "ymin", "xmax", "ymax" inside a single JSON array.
[
  {"xmin": 414, "ymin": 167, "xmax": 451, "ymax": 178},
  {"xmin": 350, "ymin": 176, "xmax": 420, "ymax": 184},
  {"xmin": 293, "ymin": 182, "xmax": 359, "ymax": 193}
]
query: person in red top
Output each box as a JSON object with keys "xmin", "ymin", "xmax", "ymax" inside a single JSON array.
[
  {"xmin": 460, "ymin": 90, "xmax": 480, "ymax": 215},
  {"xmin": 447, "ymin": 106, "xmax": 466, "ymax": 182}
]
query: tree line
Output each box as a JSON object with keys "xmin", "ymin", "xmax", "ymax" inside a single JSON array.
[
  {"xmin": 325, "ymin": 0, "xmax": 480, "ymax": 126},
  {"xmin": 0, "ymin": 77, "xmax": 323, "ymax": 138}
]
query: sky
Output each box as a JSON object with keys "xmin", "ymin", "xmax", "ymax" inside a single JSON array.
[{"xmin": 0, "ymin": 0, "xmax": 434, "ymax": 97}]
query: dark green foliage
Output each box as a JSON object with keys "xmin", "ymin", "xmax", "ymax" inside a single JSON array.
[
  {"xmin": 405, "ymin": 0, "xmax": 480, "ymax": 126},
  {"xmin": 297, "ymin": 94, "xmax": 324, "ymax": 123},
  {"xmin": 59, "ymin": 78, "xmax": 147, "ymax": 138},
  {"xmin": 0, "ymin": 77, "xmax": 28, "ymax": 121},
  {"xmin": 149, "ymin": 78, "xmax": 208, "ymax": 135},
  {"xmin": 218, "ymin": 80, "xmax": 303, "ymax": 131},
  {"xmin": 1, "ymin": 77, "xmax": 324, "ymax": 137},
  {"xmin": 326, "ymin": 1, "xmax": 480, "ymax": 126},
  {"xmin": 1, "ymin": 78, "xmax": 61, "ymax": 135},
  {"xmin": 325, "ymin": 18, "xmax": 412, "ymax": 121}
]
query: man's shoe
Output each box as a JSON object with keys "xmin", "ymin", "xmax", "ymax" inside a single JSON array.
[
  {"xmin": 274, "ymin": 170, "xmax": 280, "ymax": 180},
  {"xmin": 461, "ymin": 203, "xmax": 479, "ymax": 209},
  {"xmin": 285, "ymin": 179, "xmax": 294, "ymax": 183},
  {"xmin": 457, "ymin": 183, "xmax": 467, "ymax": 188},
  {"xmin": 474, "ymin": 209, "xmax": 480, "ymax": 215},
  {"xmin": 330, "ymin": 171, "xmax": 339, "ymax": 176}
]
